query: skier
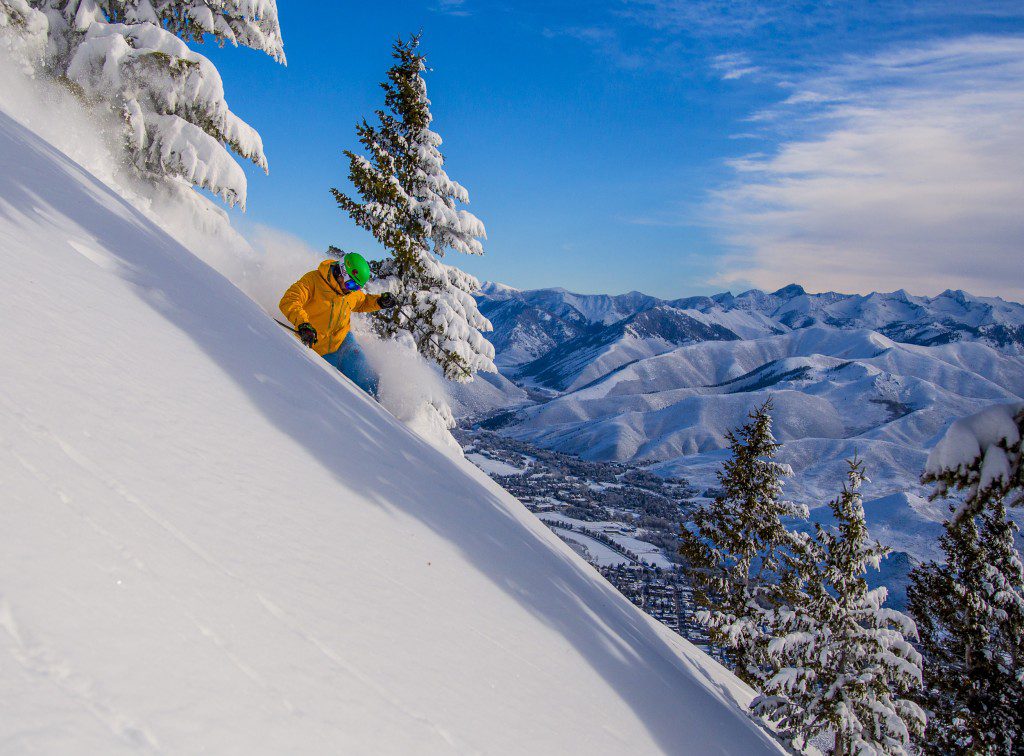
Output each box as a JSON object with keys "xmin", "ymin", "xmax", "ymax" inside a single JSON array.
[{"xmin": 280, "ymin": 252, "xmax": 397, "ymax": 397}]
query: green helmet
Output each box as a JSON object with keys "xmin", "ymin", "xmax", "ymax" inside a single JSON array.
[{"xmin": 343, "ymin": 252, "xmax": 372, "ymax": 287}]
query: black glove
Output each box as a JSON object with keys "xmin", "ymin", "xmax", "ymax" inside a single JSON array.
[
  {"xmin": 377, "ymin": 292, "xmax": 398, "ymax": 309},
  {"xmin": 297, "ymin": 323, "xmax": 318, "ymax": 348}
]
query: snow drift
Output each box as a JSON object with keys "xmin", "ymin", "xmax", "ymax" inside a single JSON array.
[{"xmin": 0, "ymin": 98, "xmax": 779, "ymax": 753}]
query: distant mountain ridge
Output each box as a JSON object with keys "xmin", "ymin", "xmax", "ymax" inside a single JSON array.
[
  {"xmin": 478, "ymin": 282, "xmax": 1024, "ymax": 379},
  {"xmin": 513, "ymin": 305, "xmax": 741, "ymax": 393}
]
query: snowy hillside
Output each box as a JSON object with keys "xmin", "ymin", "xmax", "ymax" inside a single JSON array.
[
  {"xmin": 0, "ymin": 93, "xmax": 782, "ymax": 752},
  {"xmin": 493, "ymin": 329, "xmax": 1021, "ymax": 469},
  {"xmin": 476, "ymin": 286, "xmax": 1024, "ymax": 503},
  {"xmin": 463, "ymin": 284, "xmax": 1024, "ymax": 605}
]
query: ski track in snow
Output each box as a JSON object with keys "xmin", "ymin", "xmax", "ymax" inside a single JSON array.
[
  {"xmin": 67, "ymin": 237, "xmax": 122, "ymax": 272},
  {"xmin": 0, "ymin": 599, "xmax": 160, "ymax": 751},
  {"xmin": 0, "ymin": 399, "xmax": 303, "ymax": 736},
  {"xmin": 253, "ymin": 593, "xmax": 464, "ymax": 751},
  {"xmin": 2, "ymin": 393, "xmax": 463, "ymax": 749}
]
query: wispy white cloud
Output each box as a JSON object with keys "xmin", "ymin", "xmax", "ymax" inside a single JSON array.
[
  {"xmin": 620, "ymin": 0, "xmax": 781, "ymax": 34},
  {"xmin": 711, "ymin": 52, "xmax": 761, "ymax": 80},
  {"xmin": 542, "ymin": 25, "xmax": 650, "ymax": 70},
  {"xmin": 432, "ymin": 0, "xmax": 471, "ymax": 17},
  {"xmin": 711, "ymin": 36, "xmax": 1024, "ymax": 301},
  {"xmin": 621, "ymin": 0, "xmax": 1024, "ymax": 36}
]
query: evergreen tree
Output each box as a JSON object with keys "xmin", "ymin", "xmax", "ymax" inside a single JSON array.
[
  {"xmin": 753, "ymin": 459, "xmax": 926, "ymax": 756},
  {"xmin": 331, "ymin": 34, "xmax": 495, "ymax": 382},
  {"xmin": 0, "ymin": 0, "xmax": 47, "ymax": 58},
  {"xmin": 908, "ymin": 403, "xmax": 1024, "ymax": 754},
  {"xmin": 921, "ymin": 402, "xmax": 1023, "ymax": 520},
  {"xmin": 678, "ymin": 399, "xmax": 807, "ymax": 684},
  {"xmin": 1, "ymin": 0, "xmax": 43, "ymax": 32},
  {"xmin": 18, "ymin": 0, "xmax": 284, "ymax": 206}
]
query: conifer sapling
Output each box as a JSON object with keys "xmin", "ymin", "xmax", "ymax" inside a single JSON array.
[
  {"xmin": 752, "ymin": 458, "xmax": 926, "ymax": 756},
  {"xmin": 908, "ymin": 403, "xmax": 1024, "ymax": 754},
  {"xmin": 331, "ymin": 34, "xmax": 495, "ymax": 382},
  {"xmin": 678, "ymin": 398, "xmax": 807, "ymax": 684}
]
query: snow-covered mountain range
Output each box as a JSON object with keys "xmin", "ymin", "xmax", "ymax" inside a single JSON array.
[
  {"xmin": 0, "ymin": 78, "xmax": 782, "ymax": 752},
  {"xmin": 480, "ymin": 282, "xmax": 1024, "ymax": 379},
  {"xmin": 459, "ymin": 282, "xmax": 1024, "ymax": 599}
]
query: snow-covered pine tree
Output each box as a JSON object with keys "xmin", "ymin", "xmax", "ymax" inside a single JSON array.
[
  {"xmin": 331, "ymin": 34, "xmax": 495, "ymax": 382},
  {"xmin": 752, "ymin": 458, "xmax": 926, "ymax": 756},
  {"xmin": 907, "ymin": 402, "xmax": 1024, "ymax": 754},
  {"xmin": 1, "ymin": 0, "xmax": 43, "ymax": 31},
  {"xmin": 678, "ymin": 399, "xmax": 807, "ymax": 683},
  {"xmin": 25, "ymin": 0, "xmax": 284, "ymax": 206},
  {"xmin": 921, "ymin": 401, "xmax": 1024, "ymax": 520},
  {"xmin": 0, "ymin": 0, "xmax": 47, "ymax": 56}
]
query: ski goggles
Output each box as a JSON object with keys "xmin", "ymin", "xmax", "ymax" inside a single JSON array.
[{"xmin": 335, "ymin": 265, "xmax": 362, "ymax": 291}]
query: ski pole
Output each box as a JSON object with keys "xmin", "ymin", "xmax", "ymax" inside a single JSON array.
[{"xmin": 274, "ymin": 318, "xmax": 298, "ymax": 333}]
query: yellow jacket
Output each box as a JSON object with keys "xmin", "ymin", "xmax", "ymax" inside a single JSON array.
[{"xmin": 280, "ymin": 259, "xmax": 382, "ymax": 356}]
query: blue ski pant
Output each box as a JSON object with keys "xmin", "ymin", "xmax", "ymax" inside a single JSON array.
[{"xmin": 322, "ymin": 334, "xmax": 379, "ymax": 399}]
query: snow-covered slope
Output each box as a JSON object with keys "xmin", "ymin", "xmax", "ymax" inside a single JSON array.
[
  {"xmin": 445, "ymin": 369, "xmax": 532, "ymax": 418},
  {"xmin": 489, "ymin": 327, "xmax": 1023, "ymax": 496},
  {"xmin": 0, "ymin": 106, "xmax": 780, "ymax": 751},
  {"xmin": 515, "ymin": 306, "xmax": 741, "ymax": 393}
]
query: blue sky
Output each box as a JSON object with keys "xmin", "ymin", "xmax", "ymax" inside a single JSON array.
[{"xmin": 201, "ymin": 1, "xmax": 1024, "ymax": 300}]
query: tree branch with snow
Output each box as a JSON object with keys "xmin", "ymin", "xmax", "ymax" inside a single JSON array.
[{"xmin": 13, "ymin": 0, "xmax": 284, "ymax": 207}]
